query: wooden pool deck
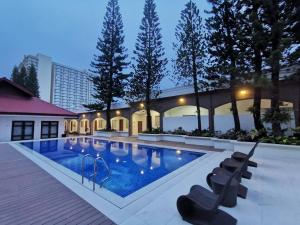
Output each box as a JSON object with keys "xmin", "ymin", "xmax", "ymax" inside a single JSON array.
[{"xmin": 0, "ymin": 143, "xmax": 115, "ymax": 225}]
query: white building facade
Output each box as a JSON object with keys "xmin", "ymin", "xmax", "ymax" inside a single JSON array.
[{"xmin": 20, "ymin": 53, "xmax": 95, "ymax": 112}]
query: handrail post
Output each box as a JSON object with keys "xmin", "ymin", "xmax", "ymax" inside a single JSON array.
[{"xmin": 81, "ymin": 154, "xmax": 92, "ymax": 184}]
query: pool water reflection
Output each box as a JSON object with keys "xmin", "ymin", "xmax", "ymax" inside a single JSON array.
[{"xmin": 21, "ymin": 138, "xmax": 205, "ymax": 197}]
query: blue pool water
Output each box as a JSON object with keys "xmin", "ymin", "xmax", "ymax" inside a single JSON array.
[{"xmin": 21, "ymin": 138, "xmax": 205, "ymax": 197}]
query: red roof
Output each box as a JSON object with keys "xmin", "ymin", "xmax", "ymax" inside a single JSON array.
[{"xmin": 0, "ymin": 77, "xmax": 77, "ymax": 117}]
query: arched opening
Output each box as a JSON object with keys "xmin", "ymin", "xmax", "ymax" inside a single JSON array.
[
  {"xmin": 111, "ymin": 116, "xmax": 129, "ymax": 132},
  {"xmin": 163, "ymin": 106, "xmax": 209, "ymax": 132},
  {"xmin": 79, "ymin": 119, "xmax": 90, "ymax": 134},
  {"xmin": 69, "ymin": 120, "xmax": 78, "ymax": 133},
  {"xmin": 214, "ymin": 99, "xmax": 295, "ymax": 132},
  {"xmin": 132, "ymin": 110, "xmax": 160, "ymax": 135},
  {"xmin": 92, "ymin": 118, "xmax": 106, "ymax": 134}
]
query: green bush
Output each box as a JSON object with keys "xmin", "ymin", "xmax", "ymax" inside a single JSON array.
[
  {"xmin": 189, "ymin": 129, "xmax": 215, "ymax": 137},
  {"xmin": 171, "ymin": 127, "xmax": 189, "ymax": 135},
  {"xmin": 260, "ymin": 136, "xmax": 300, "ymax": 145},
  {"xmin": 262, "ymin": 108, "xmax": 292, "ymax": 125},
  {"xmin": 98, "ymin": 128, "xmax": 117, "ymax": 132},
  {"xmin": 142, "ymin": 128, "xmax": 161, "ymax": 134}
]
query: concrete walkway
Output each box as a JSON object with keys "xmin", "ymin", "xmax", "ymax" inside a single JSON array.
[{"xmin": 0, "ymin": 144, "xmax": 115, "ymax": 225}]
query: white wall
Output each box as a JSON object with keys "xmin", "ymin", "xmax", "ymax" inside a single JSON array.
[
  {"xmin": 0, "ymin": 115, "xmax": 65, "ymax": 142},
  {"xmin": 132, "ymin": 110, "xmax": 160, "ymax": 135},
  {"xmin": 111, "ymin": 117, "xmax": 129, "ymax": 132},
  {"xmin": 163, "ymin": 116, "xmax": 209, "ymax": 132}
]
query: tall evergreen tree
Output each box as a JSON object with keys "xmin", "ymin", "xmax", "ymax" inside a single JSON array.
[
  {"xmin": 85, "ymin": 0, "xmax": 129, "ymax": 131},
  {"xmin": 206, "ymin": 0, "xmax": 248, "ymax": 131},
  {"xmin": 173, "ymin": 0, "xmax": 207, "ymax": 131},
  {"xmin": 262, "ymin": 0, "xmax": 292, "ymax": 136},
  {"xmin": 10, "ymin": 66, "xmax": 19, "ymax": 82},
  {"xmin": 15, "ymin": 66, "xmax": 27, "ymax": 88},
  {"xmin": 239, "ymin": 0, "xmax": 268, "ymax": 131},
  {"xmin": 127, "ymin": 0, "xmax": 167, "ymax": 132},
  {"xmin": 25, "ymin": 64, "xmax": 40, "ymax": 97}
]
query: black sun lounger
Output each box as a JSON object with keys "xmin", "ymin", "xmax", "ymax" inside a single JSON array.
[
  {"xmin": 231, "ymin": 141, "xmax": 260, "ymax": 167},
  {"xmin": 207, "ymin": 163, "xmax": 248, "ymax": 199},
  {"xmin": 176, "ymin": 170, "xmax": 239, "ymax": 225},
  {"xmin": 220, "ymin": 142, "xmax": 260, "ymax": 180}
]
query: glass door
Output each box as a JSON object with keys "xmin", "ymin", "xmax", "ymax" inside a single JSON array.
[
  {"xmin": 11, "ymin": 121, "xmax": 34, "ymax": 141},
  {"xmin": 41, "ymin": 121, "xmax": 59, "ymax": 139}
]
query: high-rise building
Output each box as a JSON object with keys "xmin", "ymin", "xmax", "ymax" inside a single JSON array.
[{"xmin": 20, "ymin": 53, "xmax": 95, "ymax": 112}]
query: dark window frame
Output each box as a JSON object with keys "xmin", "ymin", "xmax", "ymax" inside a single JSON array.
[
  {"xmin": 11, "ymin": 121, "xmax": 35, "ymax": 141},
  {"xmin": 41, "ymin": 121, "xmax": 59, "ymax": 139}
]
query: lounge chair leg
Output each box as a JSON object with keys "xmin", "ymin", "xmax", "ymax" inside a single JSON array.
[
  {"xmin": 242, "ymin": 170, "xmax": 252, "ymax": 179},
  {"xmin": 248, "ymin": 160, "xmax": 257, "ymax": 167},
  {"xmin": 238, "ymin": 184, "xmax": 248, "ymax": 199}
]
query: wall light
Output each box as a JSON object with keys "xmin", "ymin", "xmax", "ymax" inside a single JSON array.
[
  {"xmin": 97, "ymin": 112, "xmax": 101, "ymax": 117},
  {"xmin": 179, "ymin": 97, "xmax": 186, "ymax": 104},
  {"xmin": 240, "ymin": 90, "xmax": 247, "ymax": 95},
  {"xmin": 82, "ymin": 114, "xmax": 86, "ymax": 118},
  {"xmin": 116, "ymin": 110, "xmax": 121, "ymax": 116},
  {"xmin": 140, "ymin": 103, "xmax": 145, "ymax": 109}
]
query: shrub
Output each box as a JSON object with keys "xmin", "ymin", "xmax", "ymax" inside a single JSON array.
[
  {"xmin": 262, "ymin": 108, "xmax": 292, "ymax": 125},
  {"xmin": 217, "ymin": 129, "xmax": 248, "ymax": 140},
  {"xmin": 293, "ymin": 127, "xmax": 300, "ymax": 138},
  {"xmin": 142, "ymin": 128, "xmax": 161, "ymax": 134},
  {"xmin": 98, "ymin": 128, "xmax": 116, "ymax": 132},
  {"xmin": 260, "ymin": 136, "xmax": 300, "ymax": 145},
  {"xmin": 171, "ymin": 127, "xmax": 189, "ymax": 135},
  {"xmin": 189, "ymin": 129, "xmax": 215, "ymax": 137}
]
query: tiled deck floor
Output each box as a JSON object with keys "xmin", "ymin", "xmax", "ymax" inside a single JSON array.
[{"xmin": 0, "ymin": 144, "xmax": 115, "ymax": 225}]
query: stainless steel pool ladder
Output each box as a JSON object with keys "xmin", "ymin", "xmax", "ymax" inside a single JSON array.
[
  {"xmin": 93, "ymin": 156, "xmax": 111, "ymax": 191},
  {"xmin": 81, "ymin": 154, "xmax": 111, "ymax": 191},
  {"xmin": 81, "ymin": 154, "xmax": 93, "ymax": 184}
]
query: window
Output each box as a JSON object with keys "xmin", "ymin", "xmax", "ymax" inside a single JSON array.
[
  {"xmin": 41, "ymin": 121, "xmax": 59, "ymax": 139},
  {"xmin": 11, "ymin": 121, "xmax": 34, "ymax": 141}
]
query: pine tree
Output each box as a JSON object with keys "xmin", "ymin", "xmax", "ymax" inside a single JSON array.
[
  {"xmin": 25, "ymin": 64, "xmax": 40, "ymax": 97},
  {"xmin": 11, "ymin": 66, "xmax": 19, "ymax": 82},
  {"xmin": 173, "ymin": 0, "xmax": 206, "ymax": 131},
  {"xmin": 127, "ymin": 0, "xmax": 167, "ymax": 132},
  {"xmin": 239, "ymin": 0, "xmax": 268, "ymax": 131},
  {"xmin": 262, "ymin": 0, "xmax": 292, "ymax": 136},
  {"xmin": 15, "ymin": 66, "xmax": 27, "ymax": 88},
  {"xmin": 85, "ymin": 0, "xmax": 129, "ymax": 131},
  {"xmin": 206, "ymin": 0, "xmax": 248, "ymax": 132}
]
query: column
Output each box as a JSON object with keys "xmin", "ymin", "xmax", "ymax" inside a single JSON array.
[
  {"xmin": 209, "ymin": 108, "xmax": 215, "ymax": 133},
  {"xmin": 128, "ymin": 112, "xmax": 133, "ymax": 136},
  {"xmin": 159, "ymin": 112, "xmax": 164, "ymax": 133}
]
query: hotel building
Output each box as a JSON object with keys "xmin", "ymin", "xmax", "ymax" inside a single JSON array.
[{"xmin": 20, "ymin": 53, "xmax": 95, "ymax": 112}]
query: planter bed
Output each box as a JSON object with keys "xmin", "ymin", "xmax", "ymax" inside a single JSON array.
[
  {"xmin": 137, "ymin": 133, "xmax": 300, "ymax": 154},
  {"xmin": 184, "ymin": 136, "xmax": 213, "ymax": 146}
]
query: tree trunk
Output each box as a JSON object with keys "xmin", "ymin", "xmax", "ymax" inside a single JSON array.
[
  {"xmin": 253, "ymin": 49, "xmax": 264, "ymax": 130},
  {"xmin": 192, "ymin": 59, "xmax": 201, "ymax": 131},
  {"xmin": 106, "ymin": 102, "xmax": 112, "ymax": 130},
  {"xmin": 230, "ymin": 63, "xmax": 241, "ymax": 131},
  {"xmin": 253, "ymin": 87, "xmax": 264, "ymax": 130},
  {"xmin": 252, "ymin": 2, "xmax": 264, "ymax": 131},
  {"xmin": 146, "ymin": 83, "xmax": 152, "ymax": 132},
  {"xmin": 146, "ymin": 100, "xmax": 152, "ymax": 132},
  {"xmin": 231, "ymin": 85, "xmax": 241, "ymax": 131},
  {"xmin": 270, "ymin": 2, "xmax": 282, "ymax": 136}
]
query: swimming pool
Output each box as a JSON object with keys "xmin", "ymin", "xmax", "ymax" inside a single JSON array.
[{"xmin": 21, "ymin": 137, "xmax": 205, "ymax": 197}]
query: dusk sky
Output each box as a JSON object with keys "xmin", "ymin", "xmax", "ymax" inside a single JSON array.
[{"xmin": 0, "ymin": 0, "xmax": 210, "ymax": 89}]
